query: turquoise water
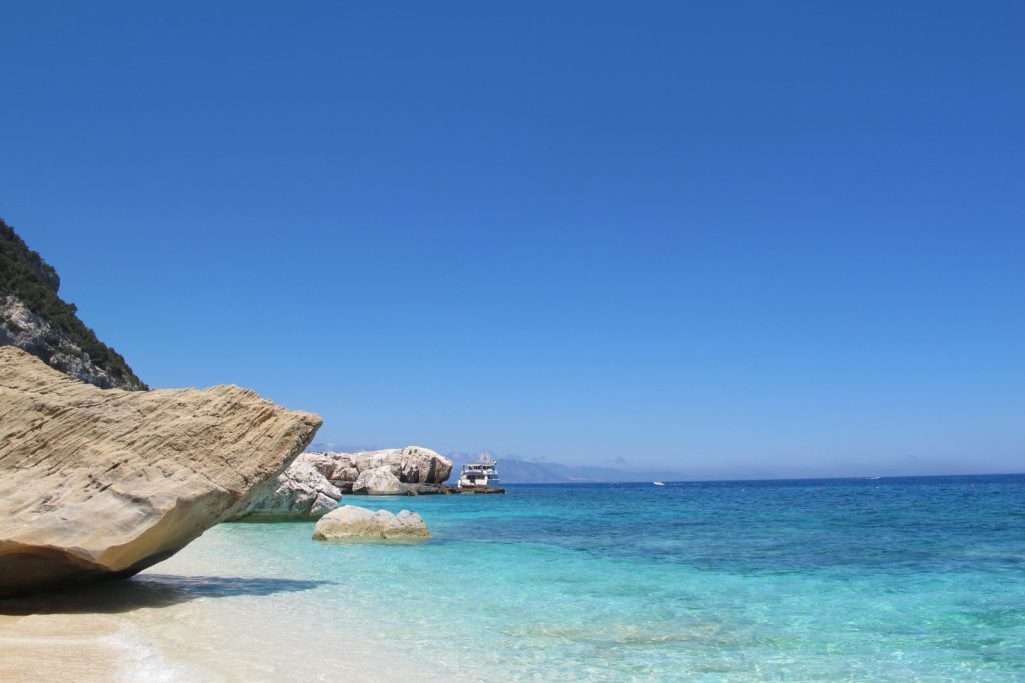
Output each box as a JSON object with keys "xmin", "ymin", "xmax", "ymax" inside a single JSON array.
[{"xmin": 145, "ymin": 474, "xmax": 1025, "ymax": 681}]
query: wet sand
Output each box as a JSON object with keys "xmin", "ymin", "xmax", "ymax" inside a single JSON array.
[
  {"xmin": 0, "ymin": 617, "xmax": 126, "ymax": 682},
  {"xmin": 0, "ymin": 547, "xmax": 463, "ymax": 682},
  {"xmin": 0, "ymin": 579, "xmax": 203, "ymax": 682}
]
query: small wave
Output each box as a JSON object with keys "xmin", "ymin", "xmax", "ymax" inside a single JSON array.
[{"xmin": 100, "ymin": 624, "xmax": 204, "ymax": 683}]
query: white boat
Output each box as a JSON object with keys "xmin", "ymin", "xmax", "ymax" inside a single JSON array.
[
  {"xmin": 457, "ymin": 451, "xmax": 500, "ymax": 489},
  {"xmin": 653, "ymin": 481, "xmax": 665, "ymax": 486}
]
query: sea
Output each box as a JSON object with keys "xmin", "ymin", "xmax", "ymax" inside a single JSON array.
[{"xmin": 4, "ymin": 474, "xmax": 1024, "ymax": 681}]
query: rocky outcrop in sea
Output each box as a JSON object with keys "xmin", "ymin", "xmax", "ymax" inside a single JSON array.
[
  {"xmin": 0, "ymin": 346, "xmax": 322, "ymax": 598},
  {"xmin": 313, "ymin": 505, "xmax": 430, "ymax": 541},
  {"xmin": 233, "ymin": 446, "xmax": 454, "ymax": 519}
]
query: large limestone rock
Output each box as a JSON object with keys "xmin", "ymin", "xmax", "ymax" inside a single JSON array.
[
  {"xmin": 234, "ymin": 446, "xmax": 453, "ymax": 518},
  {"xmin": 233, "ymin": 452, "xmax": 344, "ymax": 519},
  {"xmin": 352, "ymin": 466, "xmax": 405, "ymax": 495},
  {"xmin": 336, "ymin": 446, "xmax": 453, "ymax": 487},
  {"xmin": 0, "ymin": 347, "xmax": 322, "ymax": 597},
  {"xmin": 312, "ymin": 505, "xmax": 429, "ymax": 541}
]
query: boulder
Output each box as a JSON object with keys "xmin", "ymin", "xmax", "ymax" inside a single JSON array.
[
  {"xmin": 312, "ymin": 505, "xmax": 429, "ymax": 541},
  {"xmin": 233, "ymin": 445, "xmax": 453, "ymax": 518},
  {"xmin": 351, "ymin": 446, "xmax": 453, "ymax": 484},
  {"xmin": 352, "ymin": 466, "xmax": 406, "ymax": 495},
  {"xmin": 0, "ymin": 347, "xmax": 322, "ymax": 597},
  {"xmin": 384, "ymin": 510, "xmax": 431, "ymax": 538},
  {"xmin": 236, "ymin": 452, "xmax": 344, "ymax": 519},
  {"xmin": 328, "ymin": 446, "xmax": 452, "ymax": 485}
]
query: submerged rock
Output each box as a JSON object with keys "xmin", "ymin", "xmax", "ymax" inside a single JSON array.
[
  {"xmin": 403, "ymin": 483, "xmax": 458, "ymax": 495},
  {"xmin": 312, "ymin": 505, "xmax": 429, "ymax": 541},
  {"xmin": 0, "ymin": 347, "xmax": 322, "ymax": 598},
  {"xmin": 234, "ymin": 446, "xmax": 453, "ymax": 518}
]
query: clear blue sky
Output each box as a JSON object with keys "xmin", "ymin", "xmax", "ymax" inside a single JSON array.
[{"xmin": 2, "ymin": 1, "xmax": 1022, "ymax": 478}]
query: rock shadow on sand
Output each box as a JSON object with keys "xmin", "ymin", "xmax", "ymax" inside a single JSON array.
[{"xmin": 0, "ymin": 574, "xmax": 333, "ymax": 616}]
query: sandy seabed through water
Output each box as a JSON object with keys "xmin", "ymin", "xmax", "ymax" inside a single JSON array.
[{"xmin": 0, "ymin": 538, "xmax": 461, "ymax": 683}]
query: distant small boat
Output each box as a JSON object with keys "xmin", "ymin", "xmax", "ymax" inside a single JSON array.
[
  {"xmin": 869, "ymin": 476, "xmax": 882, "ymax": 480},
  {"xmin": 653, "ymin": 481, "xmax": 665, "ymax": 486},
  {"xmin": 458, "ymin": 451, "xmax": 500, "ymax": 489}
]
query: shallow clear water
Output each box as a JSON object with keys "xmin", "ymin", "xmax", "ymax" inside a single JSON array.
[{"xmin": 130, "ymin": 474, "xmax": 1025, "ymax": 681}]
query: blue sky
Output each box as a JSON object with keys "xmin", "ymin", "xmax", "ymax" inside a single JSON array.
[{"xmin": 2, "ymin": 1, "xmax": 1022, "ymax": 478}]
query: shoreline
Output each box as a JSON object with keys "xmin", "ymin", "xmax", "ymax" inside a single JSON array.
[
  {"xmin": 0, "ymin": 544, "xmax": 475, "ymax": 683},
  {"xmin": 0, "ymin": 614, "xmax": 194, "ymax": 682},
  {"xmin": 3, "ymin": 478, "xmax": 1022, "ymax": 681},
  {"xmin": 0, "ymin": 588, "xmax": 459, "ymax": 683}
]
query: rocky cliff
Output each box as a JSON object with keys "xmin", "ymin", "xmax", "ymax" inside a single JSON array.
[
  {"xmin": 0, "ymin": 218, "xmax": 146, "ymax": 390},
  {"xmin": 0, "ymin": 347, "xmax": 322, "ymax": 597},
  {"xmin": 234, "ymin": 446, "xmax": 454, "ymax": 518}
]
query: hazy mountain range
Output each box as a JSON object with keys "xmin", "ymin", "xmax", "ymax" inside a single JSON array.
[
  {"xmin": 449, "ymin": 454, "xmax": 686, "ymax": 484},
  {"xmin": 307, "ymin": 444, "xmax": 685, "ymax": 483},
  {"xmin": 306, "ymin": 444, "xmax": 993, "ymax": 483}
]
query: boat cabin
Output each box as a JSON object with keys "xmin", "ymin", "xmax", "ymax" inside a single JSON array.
[{"xmin": 458, "ymin": 452, "xmax": 500, "ymax": 488}]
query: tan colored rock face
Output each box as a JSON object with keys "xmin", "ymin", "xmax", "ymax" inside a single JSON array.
[{"xmin": 0, "ymin": 347, "xmax": 322, "ymax": 597}]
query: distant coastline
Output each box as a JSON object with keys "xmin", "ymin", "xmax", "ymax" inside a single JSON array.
[{"xmin": 454, "ymin": 455, "xmax": 1024, "ymax": 485}]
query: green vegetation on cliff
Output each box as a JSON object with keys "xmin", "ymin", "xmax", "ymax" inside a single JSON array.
[{"xmin": 0, "ymin": 217, "xmax": 147, "ymax": 389}]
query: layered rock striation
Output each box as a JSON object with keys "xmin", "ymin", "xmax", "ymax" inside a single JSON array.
[
  {"xmin": 234, "ymin": 446, "xmax": 454, "ymax": 519},
  {"xmin": 0, "ymin": 347, "xmax": 322, "ymax": 598},
  {"xmin": 313, "ymin": 505, "xmax": 429, "ymax": 541}
]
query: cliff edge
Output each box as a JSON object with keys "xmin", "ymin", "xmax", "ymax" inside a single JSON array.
[{"xmin": 0, "ymin": 218, "xmax": 146, "ymax": 390}]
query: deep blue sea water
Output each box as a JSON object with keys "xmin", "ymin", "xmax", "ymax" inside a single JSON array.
[{"xmin": 142, "ymin": 474, "xmax": 1025, "ymax": 681}]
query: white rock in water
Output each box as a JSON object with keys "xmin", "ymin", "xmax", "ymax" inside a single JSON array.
[
  {"xmin": 239, "ymin": 453, "xmax": 344, "ymax": 518},
  {"xmin": 234, "ymin": 446, "xmax": 453, "ymax": 518},
  {"xmin": 351, "ymin": 446, "xmax": 453, "ymax": 484},
  {"xmin": 384, "ymin": 510, "xmax": 431, "ymax": 539},
  {"xmin": 351, "ymin": 466, "xmax": 405, "ymax": 495},
  {"xmin": 312, "ymin": 505, "xmax": 429, "ymax": 541}
]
